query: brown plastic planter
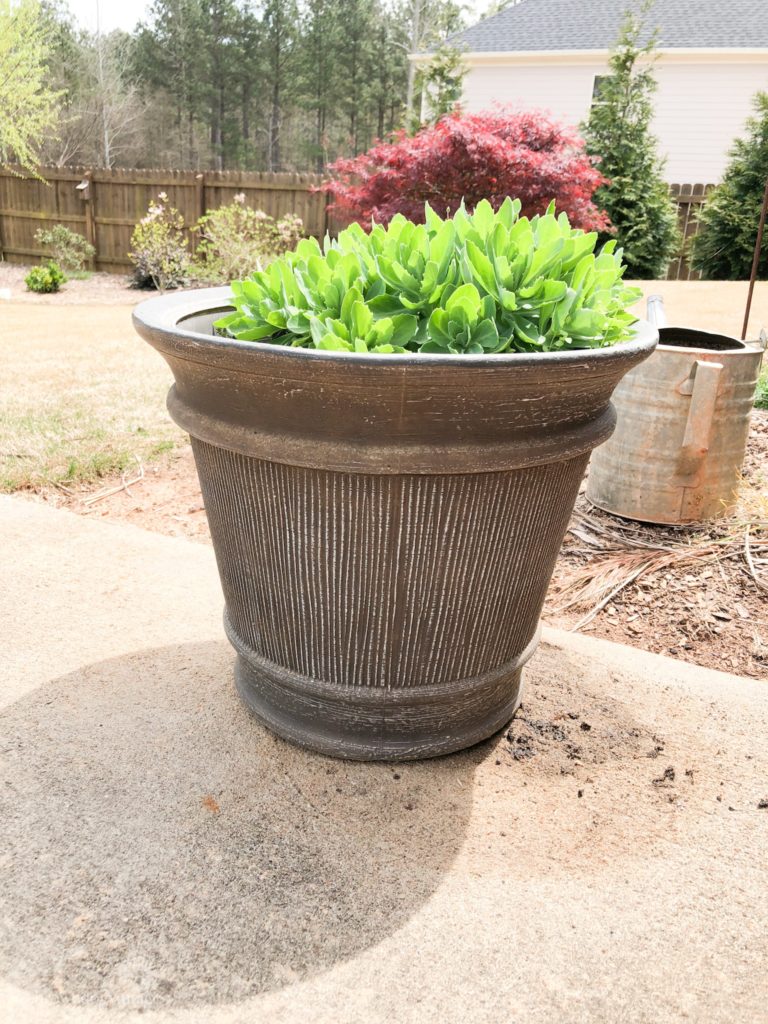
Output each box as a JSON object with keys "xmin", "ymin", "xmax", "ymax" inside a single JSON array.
[{"xmin": 134, "ymin": 286, "xmax": 657, "ymax": 760}]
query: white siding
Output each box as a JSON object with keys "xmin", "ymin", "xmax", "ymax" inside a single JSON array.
[
  {"xmin": 653, "ymin": 61, "xmax": 767, "ymax": 181},
  {"xmin": 462, "ymin": 61, "xmax": 605, "ymax": 128},
  {"xmin": 460, "ymin": 55, "xmax": 768, "ymax": 183}
]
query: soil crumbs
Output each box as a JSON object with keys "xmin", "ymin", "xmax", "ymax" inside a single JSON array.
[{"xmin": 24, "ymin": 412, "xmax": 768, "ymax": 681}]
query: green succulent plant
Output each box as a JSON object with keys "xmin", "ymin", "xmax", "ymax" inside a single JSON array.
[{"xmin": 216, "ymin": 198, "xmax": 642, "ymax": 355}]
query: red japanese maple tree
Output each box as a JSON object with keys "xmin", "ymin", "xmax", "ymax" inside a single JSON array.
[{"xmin": 323, "ymin": 109, "xmax": 611, "ymax": 233}]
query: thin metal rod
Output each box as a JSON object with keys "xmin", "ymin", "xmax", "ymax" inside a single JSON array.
[{"xmin": 741, "ymin": 177, "xmax": 768, "ymax": 340}]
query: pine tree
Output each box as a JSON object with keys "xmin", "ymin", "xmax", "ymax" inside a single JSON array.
[
  {"xmin": 691, "ymin": 92, "xmax": 768, "ymax": 280},
  {"xmin": 260, "ymin": 0, "xmax": 299, "ymax": 172},
  {"xmin": 581, "ymin": 6, "xmax": 678, "ymax": 279},
  {"xmin": 133, "ymin": 0, "xmax": 208, "ymax": 167}
]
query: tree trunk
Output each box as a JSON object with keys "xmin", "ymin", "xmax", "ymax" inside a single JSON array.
[{"xmin": 405, "ymin": 0, "xmax": 422, "ymax": 131}]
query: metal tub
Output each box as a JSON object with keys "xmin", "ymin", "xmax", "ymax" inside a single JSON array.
[{"xmin": 588, "ymin": 325, "xmax": 765, "ymax": 524}]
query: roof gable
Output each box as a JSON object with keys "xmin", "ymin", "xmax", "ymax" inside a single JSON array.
[{"xmin": 450, "ymin": 0, "xmax": 768, "ymax": 53}]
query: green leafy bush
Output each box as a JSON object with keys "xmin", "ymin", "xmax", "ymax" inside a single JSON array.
[
  {"xmin": 194, "ymin": 193, "xmax": 304, "ymax": 283},
  {"xmin": 34, "ymin": 224, "xmax": 94, "ymax": 275},
  {"xmin": 216, "ymin": 198, "xmax": 641, "ymax": 355},
  {"xmin": 691, "ymin": 92, "xmax": 768, "ymax": 280},
  {"xmin": 128, "ymin": 192, "xmax": 190, "ymax": 292},
  {"xmin": 25, "ymin": 261, "xmax": 65, "ymax": 294}
]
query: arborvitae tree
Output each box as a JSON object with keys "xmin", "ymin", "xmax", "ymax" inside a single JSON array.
[
  {"xmin": 581, "ymin": 6, "xmax": 679, "ymax": 278},
  {"xmin": 691, "ymin": 92, "xmax": 768, "ymax": 280}
]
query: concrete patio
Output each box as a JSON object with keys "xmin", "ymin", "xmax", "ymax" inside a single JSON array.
[{"xmin": 2, "ymin": 494, "xmax": 767, "ymax": 1023}]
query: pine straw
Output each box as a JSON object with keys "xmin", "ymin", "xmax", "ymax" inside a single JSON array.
[{"xmin": 551, "ymin": 492, "xmax": 768, "ymax": 632}]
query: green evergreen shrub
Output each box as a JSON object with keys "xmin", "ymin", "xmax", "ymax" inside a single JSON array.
[
  {"xmin": 690, "ymin": 92, "xmax": 768, "ymax": 280},
  {"xmin": 581, "ymin": 6, "xmax": 679, "ymax": 279},
  {"xmin": 25, "ymin": 261, "xmax": 65, "ymax": 293}
]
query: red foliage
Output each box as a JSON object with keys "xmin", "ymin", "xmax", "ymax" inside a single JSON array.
[{"xmin": 323, "ymin": 109, "xmax": 611, "ymax": 233}]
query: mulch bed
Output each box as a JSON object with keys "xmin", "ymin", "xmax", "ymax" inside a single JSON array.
[{"xmin": 545, "ymin": 410, "xmax": 768, "ymax": 678}]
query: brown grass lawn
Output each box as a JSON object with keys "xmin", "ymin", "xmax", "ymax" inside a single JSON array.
[
  {"xmin": 626, "ymin": 278, "xmax": 768, "ymax": 341},
  {"xmin": 1, "ymin": 304, "xmax": 182, "ymax": 491},
  {"xmin": 1, "ymin": 279, "xmax": 767, "ymax": 494}
]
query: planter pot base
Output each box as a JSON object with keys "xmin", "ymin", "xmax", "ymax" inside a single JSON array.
[{"xmin": 230, "ymin": 616, "xmax": 533, "ymax": 760}]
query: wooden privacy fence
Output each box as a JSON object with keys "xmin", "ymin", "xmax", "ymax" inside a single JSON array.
[
  {"xmin": 0, "ymin": 166, "xmax": 330, "ymax": 274},
  {"xmin": 0, "ymin": 166, "xmax": 714, "ymax": 279},
  {"xmin": 667, "ymin": 183, "xmax": 715, "ymax": 281}
]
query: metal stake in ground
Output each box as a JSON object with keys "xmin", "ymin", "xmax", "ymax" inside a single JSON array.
[{"xmin": 741, "ymin": 176, "xmax": 768, "ymax": 341}]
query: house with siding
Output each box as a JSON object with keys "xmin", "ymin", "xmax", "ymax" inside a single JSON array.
[{"xmin": 418, "ymin": 0, "xmax": 768, "ymax": 184}]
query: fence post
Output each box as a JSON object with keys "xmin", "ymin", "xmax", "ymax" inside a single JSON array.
[
  {"xmin": 81, "ymin": 170, "xmax": 97, "ymax": 269},
  {"xmin": 195, "ymin": 172, "xmax": 206, "ymax": 222}
]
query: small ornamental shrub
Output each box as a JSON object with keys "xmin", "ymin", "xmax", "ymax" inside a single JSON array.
[
  {"xmin": 194, "ymin": 193, "xmax": 304, "ymax": 283},
  {"xmin": 321, "ymin": 109, "xmax": 610, "ymax": 233},
  {"xmin": 216, "ymin": 198, "xmax": 641, "ymax": 355},
  {"xmin": 34, "ymin": 224, "xmax": 94, "ymax": 275},
  {"xmin": 691, "ymin": 92, "xmax": 768, "ymax": 280},
  {"xmin": 25, "ymin": 261, "xmax": 65, "ymax": 293},
  {"xmin": 129, "ymin": 193, "xmax": 190, "ymax": 292}
]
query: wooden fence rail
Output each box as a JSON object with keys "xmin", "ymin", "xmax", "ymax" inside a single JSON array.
[{"xmin": 0, "ymin": 166, "xmax": 714, "ymax": 280}]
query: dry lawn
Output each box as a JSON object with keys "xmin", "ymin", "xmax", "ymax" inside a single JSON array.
[
  {"xmin": 626, "ymin": 278, "xmax": 768, "ymax": 339},
  {"xmin": 1, "ymin": 304, "xmax": 182, "ymax": 491}
]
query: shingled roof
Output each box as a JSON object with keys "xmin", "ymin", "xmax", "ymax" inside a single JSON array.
[{"xmin": 450, "ymin": 0, "xmax": 768, "ymax": 52}]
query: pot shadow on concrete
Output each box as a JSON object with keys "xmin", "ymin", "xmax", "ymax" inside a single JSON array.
[{"xmin": 0, "ymin": 641, "xmax": 479, "ymax": 1011}]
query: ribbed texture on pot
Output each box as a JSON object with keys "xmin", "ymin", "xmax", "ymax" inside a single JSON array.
[{"xmin": 193, "ymin": 439, "xmax": 588, "ymax": 691}]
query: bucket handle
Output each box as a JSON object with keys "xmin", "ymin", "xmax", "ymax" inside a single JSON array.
[{"xmin": 678, "ymin": 360, "xmax": 722, "ymax": 458}]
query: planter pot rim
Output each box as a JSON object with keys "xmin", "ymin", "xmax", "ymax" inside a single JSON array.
[{"xmin": 133, "ymin": 285, "xmax": 658, "ymax": 369}]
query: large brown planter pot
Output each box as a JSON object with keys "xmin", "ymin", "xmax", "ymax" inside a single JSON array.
[{"xmin": 134, "ymin": 286, "xmax": 657, "ymax": 760}]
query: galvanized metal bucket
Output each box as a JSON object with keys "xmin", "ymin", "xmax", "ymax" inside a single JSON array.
[{"xmin": 588, "ymin": 311, "xmax": 765, "ymax": 524}]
